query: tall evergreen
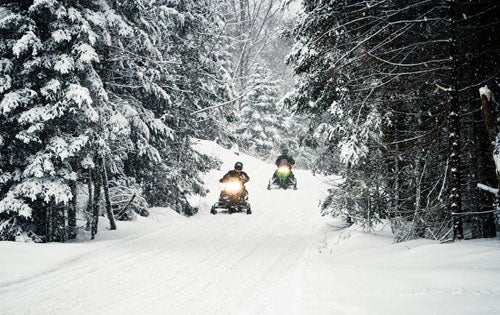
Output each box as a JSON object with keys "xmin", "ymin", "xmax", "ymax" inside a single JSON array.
[
  {"xmin": 235, "ymin": 63, "xmax": 283, "ymax": 159},
  {"xmin": 287, "ymin": 0, "xmax": 500, "ymax": 240},
  {"xmin": 0, "ymin": 0, "xmax": 108, "ymax": 241},
  {"xmin": 89, "ymin": 0, "xmax": 229, "ymax": 215},
  {"xmin": 0, "ymin": 0, "xmax": 231, "ymax": 241}
]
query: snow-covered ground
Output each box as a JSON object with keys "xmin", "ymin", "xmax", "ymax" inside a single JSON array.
[{"xmin": 1, "ymin": 140, "xmax": 500, "ymax": 314}]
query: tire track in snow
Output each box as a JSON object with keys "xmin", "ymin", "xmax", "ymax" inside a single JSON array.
[
  {"xmin": 176, "ymin": 171, "xmax": 324, "ymax": 314},
  {"xmin": 0, "ymin": 159, "xmax": 327, "ymax": 315},
  {"xmin": 107, "ymin": 201, "xmax": 293, "ymax": 314}
]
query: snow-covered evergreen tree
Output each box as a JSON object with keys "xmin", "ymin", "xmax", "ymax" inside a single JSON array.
[
  {"xmin": 287, "ymin": 0, "xmax": 500, "ymax": 240},
  {"xmin": 235, "ymin": 64, "xmax": 284, "ymax": 159},
  {"xmin": 285, "ymin": 1, "xmax": 388, "ymax": 228},
  {"xmin": 0, "ymin": 0, "xmax": 233, "ymax": 241},
  {"xmin": 0, "ymin": 0, "xmax": 108, "ymax": 241},
  {"xmin": 89, "ymin": 0, "xmax": 228, "ymax": 215},
  {"xmin": 109, "ymin": 0, "xmax": 228, "ymax": 215}
]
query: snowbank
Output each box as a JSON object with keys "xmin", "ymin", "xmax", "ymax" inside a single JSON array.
[{"xmin": 292, "ymin": 221, "xmax": 500, "ymax": 315}]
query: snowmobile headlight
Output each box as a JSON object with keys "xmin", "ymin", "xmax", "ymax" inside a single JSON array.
[
  {"xmin": 277, "ymin": 165, "xmax": 290, "ymax": 175},
  {"xmin": 223, "ymin": 181, "xmax": 243, "ymax": 193}
]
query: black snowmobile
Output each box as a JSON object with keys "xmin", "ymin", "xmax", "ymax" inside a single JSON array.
[
  {"xmin": 267, "ymin": 164, "xmax": 297, "ymax": 190},
  {"xmin": 211, "ymin": 172, "xmax": 251, "ymax": 215}
]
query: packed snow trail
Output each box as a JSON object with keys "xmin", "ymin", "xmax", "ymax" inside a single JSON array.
[{"xmin": 0, "ymin": 140, "xmax": 328, "ymax": 314}]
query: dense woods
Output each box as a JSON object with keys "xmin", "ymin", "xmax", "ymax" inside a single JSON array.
[
  {"xmin": 286, "ymin": 0, "xmax": 500, "ymax": 241},
  {"xmin": 0, "ymin": 0, "xmax": 297, "ymax": 242},
  {"xmin": 1, "ymin": 0, "xmax": 499, "ymax": 243},
  {"xmin": 0, "ymin": 0, "xmax": 229, "ymax": 241}
]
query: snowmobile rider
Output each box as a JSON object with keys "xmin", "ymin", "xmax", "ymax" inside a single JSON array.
[
  {"xmin": 273, "ymin": 148, "xmax": 296, "ymax": 183},
  {"xmin": 213, "ymin": 162, "xmax": 251, "ymax": 214},
  {"xmin": 219, "ymin": 162, "xmax": 250, "ymax": 197},
  {"xmin": 275, "ymin": 148, "xmax": 295, "ymax": 167},
  {"xmin": 220, "ymin": 162, "xmax": 250, "ymax": 184}
]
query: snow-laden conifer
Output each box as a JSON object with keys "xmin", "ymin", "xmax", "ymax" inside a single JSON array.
[
  {"xmin": 287, "ymin": 0, "xmax": 500, "ymax": 240},
  {"xmin": 0, "ymin": 1, "xmax": 107, "ymax": 241},
  {"xmin": 235, "ymin": 64, "xmax": 284, "ymax": 159}
]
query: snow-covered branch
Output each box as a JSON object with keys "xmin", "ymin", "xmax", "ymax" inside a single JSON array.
[{"xmin": 477, "ymin": 183, "xmax": 498, "ymax": 195}]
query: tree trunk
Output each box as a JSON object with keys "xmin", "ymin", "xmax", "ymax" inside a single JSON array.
[
  {"xmin": 116, "ymin": 193, "xmax": 137, "ymax": 219},
  {"xmin": 394, "ymin": 147, "xmax": 400, "ymax": 215},
  {"xmin": 86, "ymin": 169, "xmax": 93, "ymax": 232},
  {"xmin": 449, "ymin": 90, "xmax": 463, "ymax": 240},
  {"xmin": 59, "ymin": 203, "xmax": 66, "ymax": 242},
  {"xmin": 68, "ymin": 174, "xmax": 77, "ymax": 240},
  {"xmin": 46, "ymin": 206, "xmax": 52, "ymax": 242},
  {"xmin": 449, "ymin": 0, "xmax": 463, "ymax": 240},
  {"xmin": 101, "ymin": 156, "xmax": 117, "ymax": 230},
  {"xmin": 91, "ymin": 168, "xmax": 102, "ymax": 240},
  {"xmin": 480, "ymin": 88, "xmax": 498, "ymax": 237},
  {"xmin": 480, "ymin": 89, "xmax": 497, "ymax": 145},
  {"xmin": 414, "ymin": 156, "xmax": 425, "ymax": 238}
]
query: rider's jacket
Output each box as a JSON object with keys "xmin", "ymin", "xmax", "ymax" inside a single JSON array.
[
  {"xmin": 219, "ymin": 170, "xmax": 250, "ymax": 184},
  {"xmin": 275, "ymin": 154, "xmax": 295, "ymax": 167}
]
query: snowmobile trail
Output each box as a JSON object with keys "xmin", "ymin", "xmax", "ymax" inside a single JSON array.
[{"xmin": 0, "ymin": 142, "xmax": 328, "ymax": 315}]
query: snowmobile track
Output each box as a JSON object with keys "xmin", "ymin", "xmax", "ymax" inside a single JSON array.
[{"xmin": 0, "ymin": 157, "xmax": 327, "ymax": 315}]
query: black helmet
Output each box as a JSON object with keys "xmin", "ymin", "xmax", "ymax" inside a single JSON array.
[{"xmin": 234, "ymin": 162, "xmax": 243, "ymax": 171}]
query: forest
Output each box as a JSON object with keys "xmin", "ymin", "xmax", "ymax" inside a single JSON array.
[{"xmin": 1, "ymin": 0, "xmax": 499, "ymax": 243}]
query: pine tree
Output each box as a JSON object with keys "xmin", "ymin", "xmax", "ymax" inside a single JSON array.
[
  {"xmin": 235, "ymin": 63, "xmax": 284, "ymax": 158},
  {"xmin": 0, "ymin": 0, "xmax": 232, "ymax": 240},
  {"xmin": 0, "ymin": 0, "xmax": 108, "ymax": 241},
  {"xmin": 101, "ymin": 0, "xmax": 230, "ymax": 215},
  {"xmin": 287, "ymin": 0, "xmax": 500, "ymax": 240}
]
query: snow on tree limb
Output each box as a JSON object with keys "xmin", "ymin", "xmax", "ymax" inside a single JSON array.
[
  {"xmin": 479, "ymin": 85, "xmax": 492, "ymax": 101},
  {"xmin": 477, "ymin": 183, "xmax": 499, "ymax": 195}
]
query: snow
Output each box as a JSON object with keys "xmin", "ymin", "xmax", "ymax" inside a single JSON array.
[
  {"xmin": 54, "ymin": 54, "xmax": 75, "ymax": 74},
  {"xmin": 1, "ymin": 139, "xmax": 500, "ymax": 314},
  {"xmin": 15, "ymin": 178, "xmax": 72, "ymax": 204},
  {"xmin": 12, "ymin": 31, "xmax": 42, "ymax": 57},
  {"xmin": 480, "ymin": 85, "xmax": 492, "ymax": 101},
  {"xmin": 0, "ymin": 58, "xmax": 13, "ymax": 73},
  {"xmin": 149, "ymin": 118, "xmax": 173, "ymax": 138},
  {"xmin": 74, "ymin": 44, "xmax": 99, "ymax": 65},
  {"xmin": 0, "ymin": 192, "xmax": 32, "ymax": 217},
  {"xmin": 296, "ymin": 226, "xmax": 500, "ymax": 315},
  {"xmin": 80, "ymin": 155, "xmax": 94, "ymax": 169},
  {"xmin": 0, "ymin": 91, "xmax": 22, "ymax": 116},
  {"xmin": 51, "ymin": 29, "xmax": 72, "ymax": 43},
  {"xmin": 493, "ymin": 152, "xmax": 500, "ymax": 176},
  {"xmin": 0, "ymin": 7, "xmax": 8, "ymax": 19},
  {"xmin": 477, "ymin": 183, "xmax": 499, "ymax": 195},
  {"xmin": 64, "ymin": 84, "xmax": 96, "ymax": 120},
  {"xmin": 0, "ymin": 74, "xmax": 12, "ymax": 93},
  {"xmin": 29, "ymin": 0, "xmax": 57, "ymax": 13},
  {"xmin": 159, "ymin": 6, "xmax": 184, "ymax": 26},
  {"xmin": 339, "ymin": 135, "xmax": 369, "ymax": 165},
  {"xmin": 281, "ymin": 0, "xmax": 302, "ymax": 20},
  {"xmin": 40, "ymin": 79, "xmax": 62, "ymax": 98},
  {"xmin": 109, "ymin": 112, "xmax": 130, "ymax": 135}
]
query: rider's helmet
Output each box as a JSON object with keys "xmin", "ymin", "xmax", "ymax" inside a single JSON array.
[
  {"xmin": 234, "ymin": 162, "xmax": 243, "ymax": 171},
  {"xmin": 281, "ymin": 148, "xmax": 289, "ymax": 155}
]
